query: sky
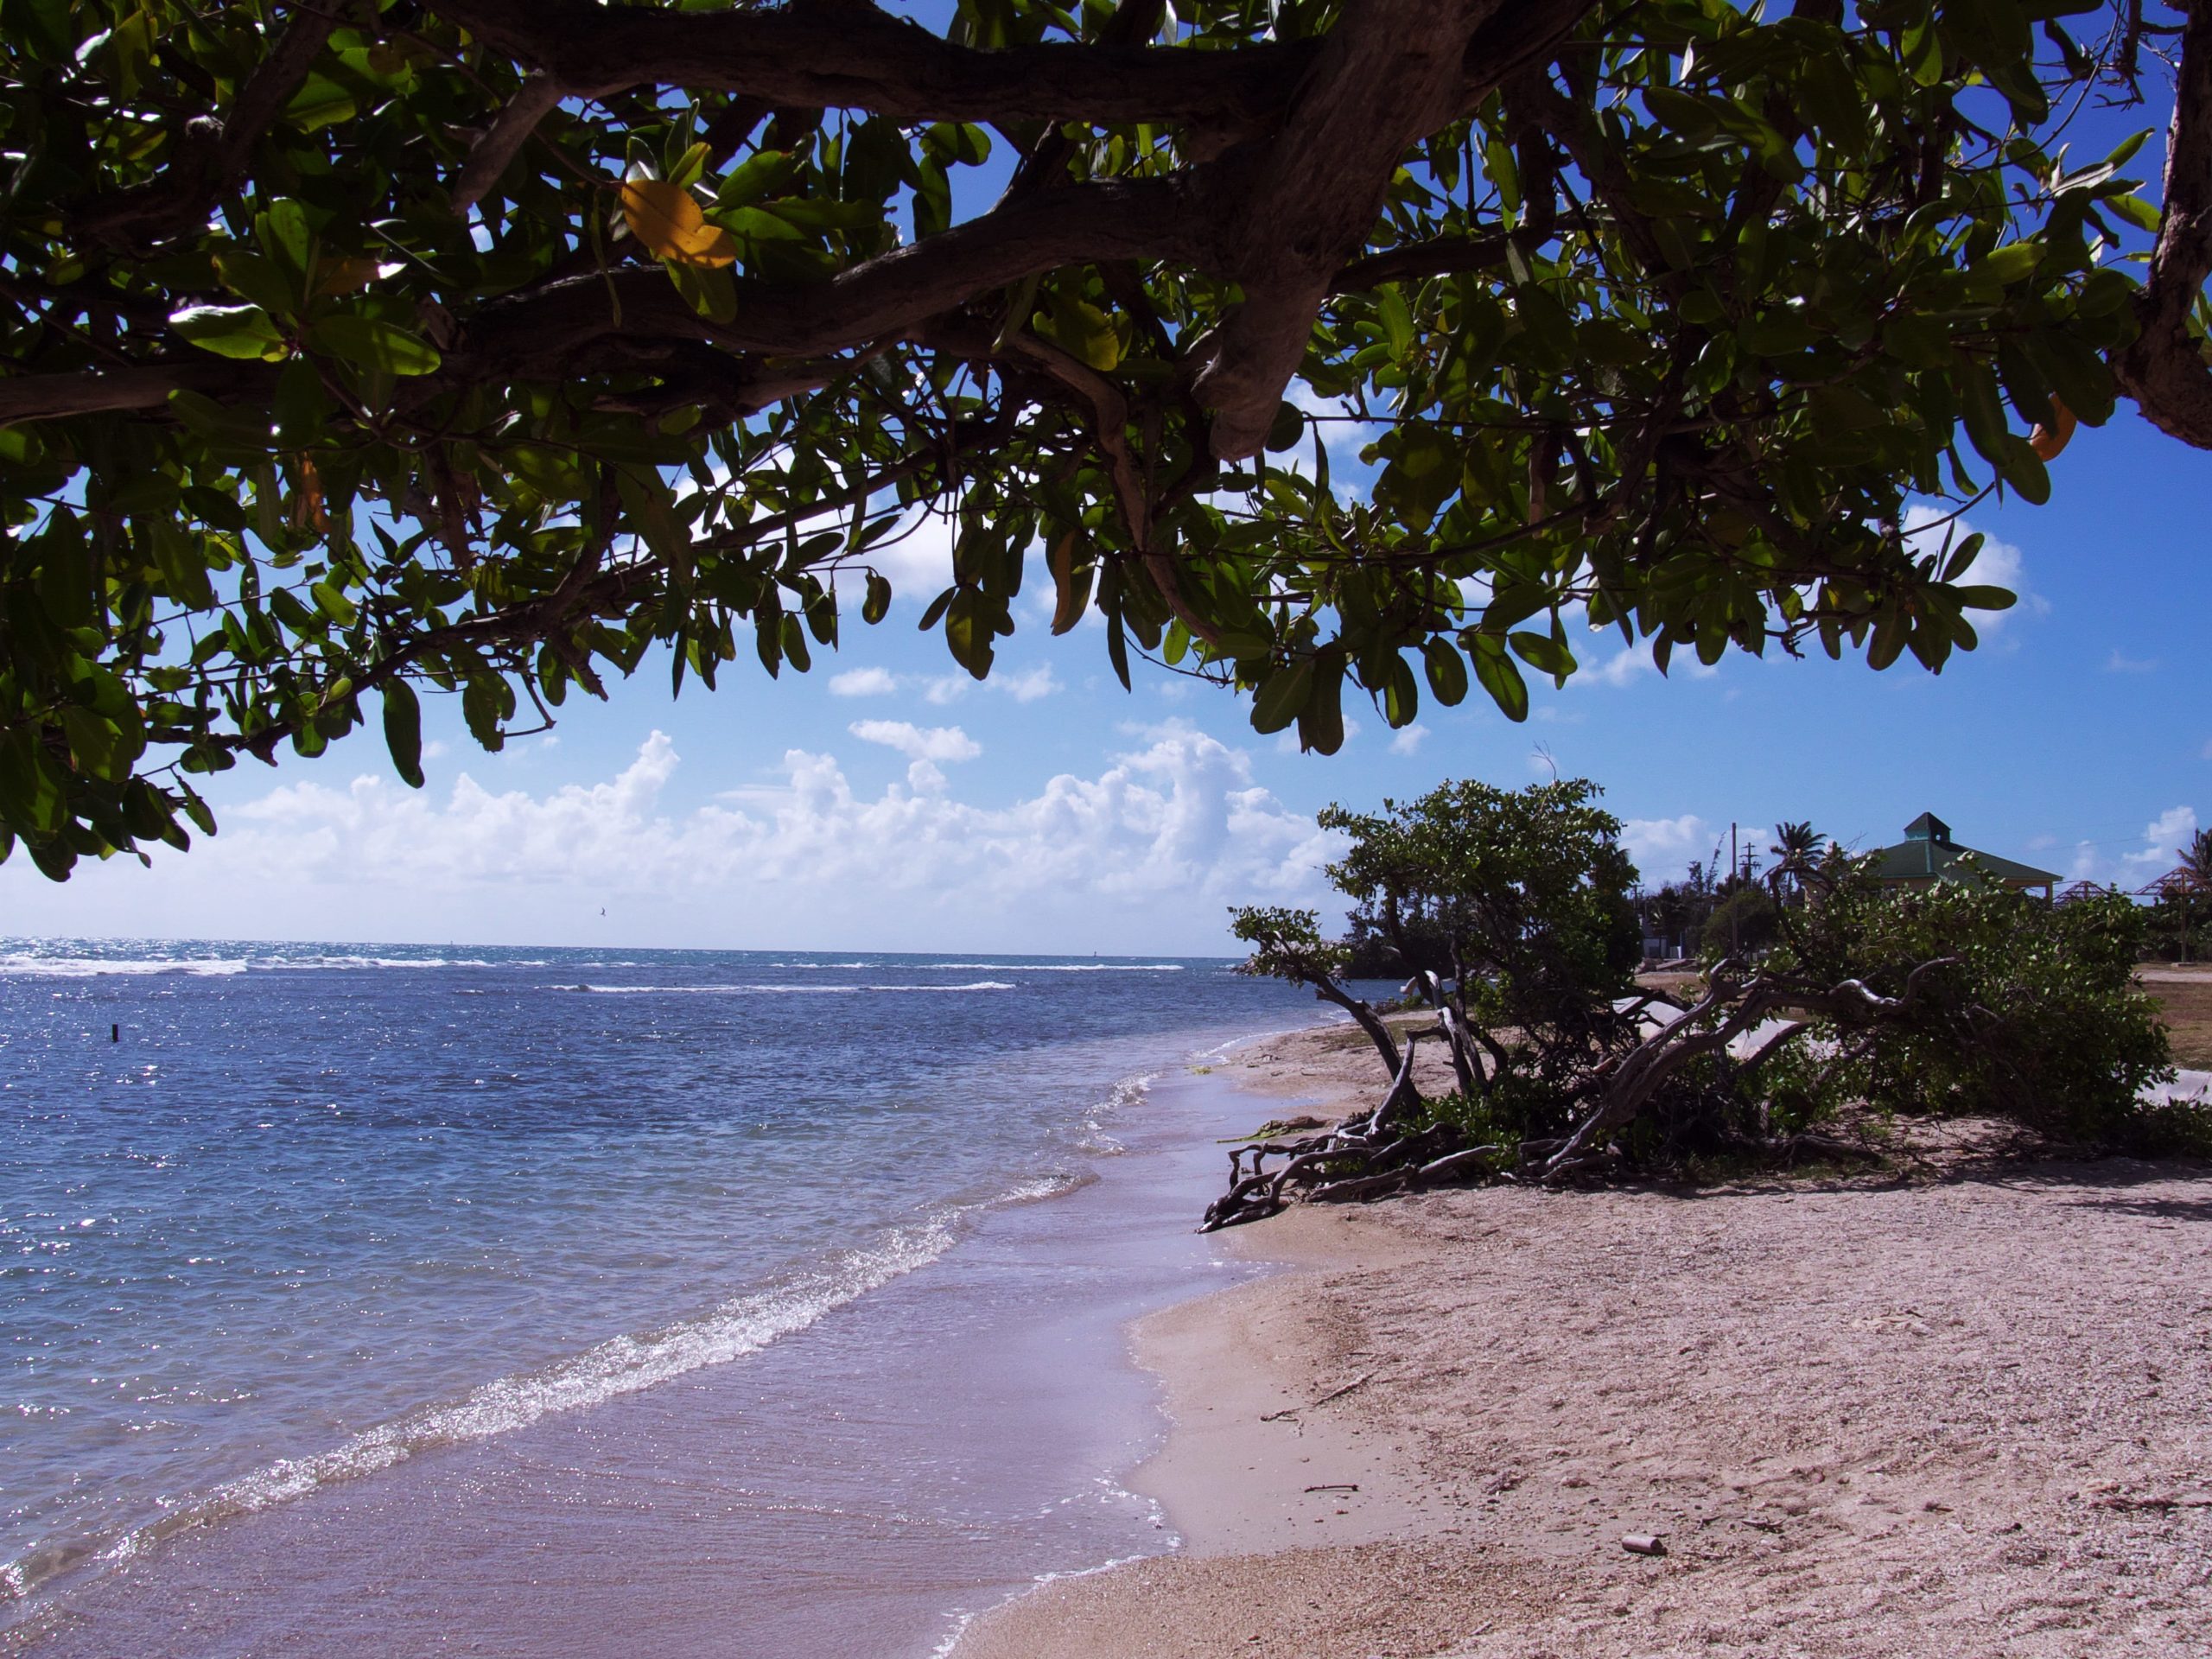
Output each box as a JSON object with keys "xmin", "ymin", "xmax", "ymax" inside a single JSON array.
[{"xmin": 7, "ymin": 55, "xmax": 2209, "ymax": 955}]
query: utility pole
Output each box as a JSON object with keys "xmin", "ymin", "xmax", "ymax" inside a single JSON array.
[{"xmin": 1731, "ymin": 822, "xmax": 1739, "ymax": 955}]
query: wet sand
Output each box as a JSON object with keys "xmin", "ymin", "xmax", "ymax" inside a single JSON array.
[{"xmin": 959, "ymin": 1024, "xmax": 2212, "ymax": 1658}]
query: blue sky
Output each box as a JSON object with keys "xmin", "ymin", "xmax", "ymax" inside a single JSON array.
[{"xmin": 6, "ymin": 54, "xmax": 2206, "ymax": 954}]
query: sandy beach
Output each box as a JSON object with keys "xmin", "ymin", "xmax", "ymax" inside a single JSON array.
[{"xmin": 960, "ymin": 1019, "xmax": 2212, "ymax": 1657}]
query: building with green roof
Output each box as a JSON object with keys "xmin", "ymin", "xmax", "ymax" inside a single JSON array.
[{"xmin": 1872, "ymin": 813, "xmax": 2058, "ymax": 899}]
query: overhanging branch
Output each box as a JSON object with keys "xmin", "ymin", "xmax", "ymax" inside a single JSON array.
[
  {"xmin": 2114, "ymin": 3, "xmax": 2212, "ymax": 448},
  {"xmin": 433, "ymin": 0, "xmax": 1309, "ymax": 129}
]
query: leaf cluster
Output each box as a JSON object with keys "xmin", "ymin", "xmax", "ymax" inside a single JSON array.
[{"xmin": 0, "ymin": 0, "xmax": 2166, "ymax": 874}]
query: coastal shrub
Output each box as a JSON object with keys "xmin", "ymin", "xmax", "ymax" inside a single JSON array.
[
  {"xmin": 1234, "ymin": 778, "xmax": 1643, "ymax": 1101},
  {"xmin": 1765, "ymin": 868, "xmax": 2175, "ymax": 1141},
  {"xmin": 1320, "ymin": 779, "xmax": 1643, "ymax": 1084},
  {"xmin": 1700, "ymin": 885, "xmax": 1781, "ymax": 958},
  {"xmin": 1211, "ymin": 811, "xmax": 2189, "ymax": 1230}
]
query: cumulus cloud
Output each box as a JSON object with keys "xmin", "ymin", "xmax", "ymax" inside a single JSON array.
[
  {"xmin": 1620, "ymin": 813, "xmax": 1719, "ymax": 881},
  {"xmin": 41, "ymin": 723, "xmax": 1342, "ymax": 950},
  {"xmin": 2120, "ymin": 805, "xmax": 2198, "ymax": 882},
  {"xmin": 1388, "ymin": 723, "xmax": 1430, "ymax": 756},
  {"xmin": 829, "ymin": 667, "xmax": 899, "ymax": 696},
  {"xmin": 847, "ymin": 720, "xmax": 982, "ymax": 763},
  {"xmin": 828, "ymin": 665, "xmax": 1060, "ymax": 706},
  {"xmin": 996, "ymin": 664, "xmax": 1062, "ymax": 702}
]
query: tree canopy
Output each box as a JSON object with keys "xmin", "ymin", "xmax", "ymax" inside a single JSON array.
[{"xmin": 3, "ymin": 0, "xmax": 2208, "ymax": 876}]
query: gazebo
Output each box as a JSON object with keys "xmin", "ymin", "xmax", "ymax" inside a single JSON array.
[{"xmin": 1872, "ymin": 812, "xmax": 2057, "ymax": 900}]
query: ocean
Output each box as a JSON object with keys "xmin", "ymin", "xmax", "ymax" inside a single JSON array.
[{"xmin": 0, "ymin": 939, "xmax": 1337, "ymax": 1656}]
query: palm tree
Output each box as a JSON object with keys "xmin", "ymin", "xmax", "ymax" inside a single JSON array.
[
  {"xmin": 1768, "ymin": 820, "xmax": 1822, "ymax": 899},
  {"xmin": 2173, "ymin": 828, "xmax": 2212, "ymax": 963},
  {"xmin": 2180, "ymin": 828, "xmax": 2212, "ymax": 889}
]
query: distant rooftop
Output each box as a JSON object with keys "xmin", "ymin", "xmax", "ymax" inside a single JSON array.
[{"xmin": 1873, "ymin": 811, "xmax": 2057, "ymax": 892}]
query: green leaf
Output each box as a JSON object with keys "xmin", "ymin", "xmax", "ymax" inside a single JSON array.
[
  {"xmin": 275, "ymin": 359, "xmax": 334, "ymax": 449},
  {"xmin": 1470, "ymin": 638, "xmax": 1529, "ymax": 722},
  {"xmin": 308, "ymin": 315, "xmax": 442, "ymax": 376},
  {"xmin": 1251, "ymin": 658, "xmax": 1313, "ymax": 734},
  {"xmin": 863, "ymin": 572, "xmax": 893, "ymax": 625},
  {"xmin": 1974, "ymin": 242, "xmax": 2045, "ymax": 287},
  {"xmin": 170, "ymin": 304, "xmax": 290, "ymax": 360},
  {"xmin": 1265, "ymin": 401, "xmax": 1305, "ymax": 453},
  {"xmin": 310, "ymin": 581, "xmax": 358, "ymax": 625},
  {"xmin": 256, "ymin": 200, "xmax": 313, "ymax": 285},
  {"xmin": 1295, "ymin": 656, "xmax": 1344, "ymax": 754},
  {"xmin": 1035, "ymin": 291, "xmax": 1121, "ymax": 371},
  {"xmin": 213, "ymin": 247, "xmax": 299, "ymax": 317},
  {"xmin": 177, "ymin": 784, "xmax": 218, "ymax": 837},
  {"xmin": 1423, "ymin": 639, "xmax": 1468, "ymax": 707},
  {"xmin": 667, "ymin": 258, "xmax": 738, "ymax": 324},
  {"xmin": 60, "ymin": 706, "xmax": 137, "ymax": 782},
  {"xmin": 382, "ymin": 681, "xmax": 426, "ymax": 788},
  {"xmin": 1955, "ymin": 358, "xmax": 2014, "ymax": 468},
  {"xmin": 2104, "ymin": 193, "xmax": 2162, "ymax": 232},
  {"xmin": 716, "ymin": 149, "xmax": 798, "ymax": 208},
  {"xmin": 1509, "ymin": 629, "xmax": 1577, "ymax": 680},
  {"xmin": 1951, "ymin": 585, "xmax": 2017, "ymax": 611},
  {"xmin": 1376, "ymin": 286, "xmax": 1414, "ymax": 357}
]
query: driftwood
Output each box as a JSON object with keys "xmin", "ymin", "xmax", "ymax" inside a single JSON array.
[{"xmin": 1204, "ymin": 960, "xmax": 1952, "ymax": 1227}]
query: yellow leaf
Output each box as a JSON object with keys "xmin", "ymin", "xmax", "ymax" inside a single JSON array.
[
  {"xmin": 2028, "ymin": 396, "xmax": 2075, "ymax": 462},
  {"xmin": 1035, "ymin": 296, "xmax": 1122, "ymax": 372},
  {"xmin": 315, "ymin": 257, "xmax": 379, "ymax": 296},
  {"xmin": 621, "ymin": 179, "xmax": 736, "ymax": 269}
]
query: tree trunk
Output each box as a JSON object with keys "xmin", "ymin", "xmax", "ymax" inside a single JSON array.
[{"xmin": 1314, "ymin": 981, "xmax": 1402, "ymax": 1079}]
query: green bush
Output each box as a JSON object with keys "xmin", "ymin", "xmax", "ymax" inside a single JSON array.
[
  {"xmin": 1769, "ymin": 866, "xmax": 2175, "ymax": 1141},
  {"xmin": 1701, "ymin": 885, "xmax": 1781, "ymax": 957}
]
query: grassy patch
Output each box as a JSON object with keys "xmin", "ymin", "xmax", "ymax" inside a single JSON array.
[{"xmin": 2145, "ymin": 974, "xmax": 2212, "ymax": 1070}]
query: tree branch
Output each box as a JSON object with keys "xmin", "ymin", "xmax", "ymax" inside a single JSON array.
[
  {"xmin": 432, "ymin": 0, "xmax": 1308, "ymax": 130},
  {"xmin": 1193, "ymin": 0, "xmax": 1593, "ymax": 459},
  {"xmin": 2114, "ymin": 3, "xmax": 2212, "ymax": 447},
  {"xmin": 450, "ymin": 71, "xmax": 569, "ymax": 216},
  {"xmin": 1, "ymin": 175, "xmax": 1206, "ymax": 428},
  {"xmin": 74, "ymin": 7, "xmax": 341, "ymax": 251}
]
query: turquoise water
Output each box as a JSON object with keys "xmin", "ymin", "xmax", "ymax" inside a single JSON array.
[{"xmin": 0, "ymin": 940, "xmax": 1325, "ymax": 1652}]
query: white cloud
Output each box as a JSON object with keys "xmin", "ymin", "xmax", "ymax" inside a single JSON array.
[
  {"xmin": 2072, "ymin": 805, "xmax": 2202, "ymax": 888},
  {"xmin": 2106, "ymin": 649, "xmax": 2158, "ymax": 674},
  {"xmin": 996, "ymin": 664, "xmax": 1061, "ymax": 702},
  {"xmin": 1388, "ymin": 723, "xmax": 1430, "ymax": 756},
  {"xmin": 830, "ymin": 667, "xmax": 899, "ymax": 696},
  {"xmin": 2120, "ymin": 805, "xmax": 2198, "ymax": 882},
  {"xmin": 830, "ymin": 664, "xmax": 1059, "ymax": 706},
  {"xmin": 21, "ymin": 725, "xmax": 1341, "ymax": 950},
  {"xmin": 1621, "ymin": 813, "xmax": 1717, "ymax": 882},
  {"xmin": 1586, "ymin": 645, "xmax": 1656, "ymax": 688},
  {"xmin": 847, "ymin": 720, "xmax": 982, "ymax": 763}
]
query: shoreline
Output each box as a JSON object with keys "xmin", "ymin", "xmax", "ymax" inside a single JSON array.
[
  {"xmin": 5, "ymin": 1014, "xmax": 1308, "ymax": 1659},
  {"xmin": 957, "ymin": 1022, "xmax": 2212, "ymax": 1657}
]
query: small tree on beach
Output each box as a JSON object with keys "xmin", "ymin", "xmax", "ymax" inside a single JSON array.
[
  {"xmin": 1232, "ymin": 779, "xmax": 1639, "ymax": 1101},
  {"xmin": 1317, "ymin": 779, "xmax": 1642, "ymax": 1096}
]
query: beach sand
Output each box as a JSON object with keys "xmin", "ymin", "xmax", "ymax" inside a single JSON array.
[{"xmin": 958, "ymin": 1022, "xmax": 2212, "ymax": 1657}]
